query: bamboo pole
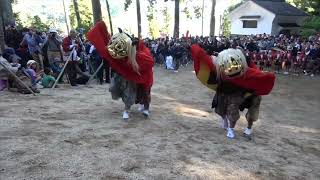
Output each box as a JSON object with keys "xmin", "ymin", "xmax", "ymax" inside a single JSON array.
[
  {"xmin": 51, "ymin": 48, "xmax": 75, "ymax": 89},
  {"xmin": 86, "ymin": 61, "xmax": 104, "ymax": 85},
  {"xmin": 0, "ymin": 58, "xmax": 36, "ymax": 95}
]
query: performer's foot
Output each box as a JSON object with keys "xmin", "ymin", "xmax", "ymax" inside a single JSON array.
[
  {"xmin": 227, "ymin": 128, "xmax": 235, "ymax": 139},
  {"xmin": 142, "ymin": 110, "xmax": 149, "ymax": 118},
  {"xmin": 122, "ymin": 111, "xmax": 129, "ymax": 120},
  {"xmin": 138, "ymin": 104, "xmax": 144, "ymax": 112},
  {"xmin": 243, "ymin": 128, "xmax": 252, "ymax": 136}
]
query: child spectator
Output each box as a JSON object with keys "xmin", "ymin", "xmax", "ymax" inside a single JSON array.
[{"xmin": 41, "ymin": 68, "xmax": 56, "ymax": 88}]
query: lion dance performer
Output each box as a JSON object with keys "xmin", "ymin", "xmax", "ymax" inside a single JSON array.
[
  {"xmin": 87, "ymin": 21, "xmax": 154, "ymax": 120},
  {"xmin": 190, "ymin": 44, "xmax": 275, "ymax": 139}
]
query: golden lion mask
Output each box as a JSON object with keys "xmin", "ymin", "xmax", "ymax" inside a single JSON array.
[
  {"xmin": 217, "ymin": 49, "xmax": 248, "ymax": 78},
  {"xmin": 107, "ymin": 33, "xmax": 131, "ymax": 59}
]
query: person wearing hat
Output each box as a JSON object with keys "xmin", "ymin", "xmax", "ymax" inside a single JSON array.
[
  {"xmin": 43, "ymin": 28, "xmax": 63, "ymax": 78},
  {"xmin": 25, "ymin": 60, "xmax": 42, "ymax": 88}
]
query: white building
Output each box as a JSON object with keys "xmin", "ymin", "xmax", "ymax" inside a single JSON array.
[{"xmin": 229, "ymin": 0, "xmax": 308, "ymax": 36}]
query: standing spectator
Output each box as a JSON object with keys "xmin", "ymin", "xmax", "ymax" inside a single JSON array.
[
  {"xmin": 246, "ymin": 39, "xmax": 259, "ymax": 52},
  {"xmin": 20, "ymin": 27, "xmax": 44, "ymax": 70},
  {"xmin": 5, "ymin": 21, "xmax": 23, "ymax": 50},
  {"xmin": 306, "ymin": 42, "xmax": 320, "ymax": 76},
  {"xmin": 62, "ymin": 29, "xmax": 80, "ymax": 86},
  {"xmin": 44, "ymin": 28, "xmax": 63, "ymax": 78}
]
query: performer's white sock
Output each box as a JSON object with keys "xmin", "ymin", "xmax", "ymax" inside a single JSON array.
[
  {"xmin": 226, "ymin": 118, "xmax": 235, "ymax": 139},
  {"xmin": 123, "ymin": 110, "xmax": 129, "ymax": 120},
  {"xmin": 142, "ymin": 110, "xmax": 149, "ymax": 117},
  {"xmin": 244, "ymin": 128, "xmax": 252, "ymax": 136},
  {"xmin": 138, "ymin": 104, "xmax": 144, "ymax": 112},
  {"xmin": 227, "ymin": 128, "xmax": 235, "ymax": 139}
]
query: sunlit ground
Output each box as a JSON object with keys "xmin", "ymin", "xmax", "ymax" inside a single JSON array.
[{"xmin": 0, "ymin": 66, "xmax": 319, "ymax": 179}]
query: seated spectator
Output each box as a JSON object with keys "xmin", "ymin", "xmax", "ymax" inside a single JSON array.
[
  {"xmin": 25, "ymin": 60, "xmax": 42, "ymax": 88},
  {"xmin": 0, "ymin": 55, "xmax": 39, "ymax": 94},
  {"xmin": 41, "ymin": 68, "xmax": 56, "ymax": 88},
  {"xmin": 0, "ymin": 55, "xmax": 19, "ymax": 91}
]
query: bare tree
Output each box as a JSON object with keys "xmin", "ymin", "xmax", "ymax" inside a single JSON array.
[
  {"xmin": 0, "ymin": 0, "xmax": 13, "ymax": 26},
  {"xmin": 72, "ymin": 0, "xmax": 82, "ymax": 28},
  {"xmin": 209, "ymin": 0, "xmax": 216, "ymax": 36},
  {"xmin": 0, "ymin": 2, "xmax": 6, "ymax": 53},
  {"xmin": 105, "ymin": 0, "xmax": 113, "ymax": 35},
  {"xmin": 91, "ymin": 0, "xmax": 102, "ymax": 24},
  {"xmin": 173, "ymin": 0, "xmax": 180, "ymax": 38},
  {"xmin": 62, "ymin": 0, "xmax": 70, "ymax": 33},
  {"xmin": 136, "ymin": 0, "xmax": 142, "ymax": 38}
]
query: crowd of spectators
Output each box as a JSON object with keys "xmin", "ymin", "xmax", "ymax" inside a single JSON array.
[
  {"xmin": 145, "ymin": 33, "xmax": 320, "ymax": 75},
  {"xmin": 1, "ymin": 21, "xmax": 319, "ymax": 94},
  {"xmin": 0, "ymin": 22, "xmax": 110, "ymax": 94}
]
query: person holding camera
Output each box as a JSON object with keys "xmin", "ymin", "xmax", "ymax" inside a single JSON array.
[{"xmin": 43, "ymin": 28, "xmax": 63, "ymax": 78}]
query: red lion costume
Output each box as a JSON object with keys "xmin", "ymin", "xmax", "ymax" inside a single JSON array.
[
  {"xmin": 87, "ymin": 21, "xmax": 154, "ymax": 89},
  {"xmin": 190, "ymin": 44, "xmax": 275, "ymax": 96}
]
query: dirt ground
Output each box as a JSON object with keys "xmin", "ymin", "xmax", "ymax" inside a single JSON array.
[{"xmin": 0, "ymin": 66, "xmax": 320, "ymax": 180}]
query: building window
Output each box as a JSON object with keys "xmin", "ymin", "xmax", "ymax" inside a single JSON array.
[{"xmin": 243, "ymin": 20, "xmax": 257, "ymax": 28}]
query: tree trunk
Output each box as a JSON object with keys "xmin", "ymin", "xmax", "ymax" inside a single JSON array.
[
  {"xmin": 0, "ymin": 10, "xmax": 5, "ymax": 54},
  {"xmin": 73, "ymin": 0, "xmax": 82, "ymax": 28},
  {"xmin": 201, "ymin": 0, "xmax": 204, "ymax": 36},
  {"xmin": 105, "ymin": 0, "xmax": 113, "ymax": 35},
  {"xmin": 91, "ymin": 0, "xmax": 102, "ymax": 24},
  {"xmin": 136, "ymin": 0, "xmax": 142, "ymax": 38},
  {"xmin": 209, "ymin": 0, "xmax": 216, "ymax": 36},
  {"xmin": 0, "ymin": 0, "xmax": 13, "ymax": 27},
  {"xmin": 62, "ymin": 0, "xmax": 70, "ymax": 33},
  {"xmin": 173, "ymin": 0, "xmax": 179, "ymax": 38}
]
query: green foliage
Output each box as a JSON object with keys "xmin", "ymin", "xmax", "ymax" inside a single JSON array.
[
  {"xmin": 227, "ymin": 0, "xmax": 245, "ymax": 12},
  {"xmin": 182, "ymin": 7, "xmax": 192, "ymax": 19},
  {"xmin": 13, "ymin": 12, "xmax": 23, "ymax": 29},
  {"xmin": 180, "ymin": 0, "xmax": 202, "ymax": 20},
  {"xmin": 300, "ymin": 16, "xmax": 320, "ymax": 39},
  {"xmin": 221, "ymin": 10, "xmax": 231, "ymax": 37},
  {"xmin": 287, "ymin": 0, "xmax": 320, "ymax": 16},
  {"xmin": 27, "ymin": 15, "xmax": 50, "ymax": 32},
  {"xmin": 193, "ymin": 6, "xmax": 202, "ymax": 19},
  {"xmin": 146, "ymin": 0, "xmax": 160, "ymax": 39},
  {"xmin": 221, "ymin": 1, "xmax": 245, "ymax": 37},
  {"xmin": 69, "ymin": 0, "xmax": 93, "ymax": 33},
  {"xmin": 124, "ymin": 0, "xmax": 133, "ymax": 11},
  {"xmin": 287, "ymin": 0, "xmax": 320, "ymax": 38},
  {"xmin": 161, "ymin": 7, "xmax": 171, "ymax": 34}
]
